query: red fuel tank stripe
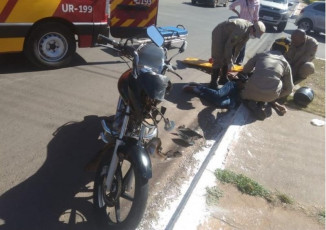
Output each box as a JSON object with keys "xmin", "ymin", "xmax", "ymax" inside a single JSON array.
[{"xmin": 0, "ymin": 0, "xmax": 19, "ymax": 22}]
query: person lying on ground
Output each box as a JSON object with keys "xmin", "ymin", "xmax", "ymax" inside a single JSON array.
[
  {"xmin": 183, "ymin": 77, "xmax": 246, "ymax": 110},
  {"xmin": 184, "ymin": 38, "xmax": 293, "ymax": 120}
]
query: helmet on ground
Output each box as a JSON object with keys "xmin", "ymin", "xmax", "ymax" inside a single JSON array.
[{"xmin": 293, "ymin": 87, "xmax": 314, "ymax": 106}]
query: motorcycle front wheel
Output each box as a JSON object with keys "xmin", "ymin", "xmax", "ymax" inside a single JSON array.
[{"xmin": 93, "ymin": 147, "xmax": 149, "ymax": 230}]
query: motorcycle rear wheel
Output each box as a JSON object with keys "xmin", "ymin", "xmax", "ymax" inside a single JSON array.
[{"xmin": 93, "ymin": 147, "xmax": 149, "ymax": 230}]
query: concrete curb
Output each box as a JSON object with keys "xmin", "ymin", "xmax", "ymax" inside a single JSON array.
[{"xmin": 166, "ymin": 104, "xmax": 251, "ymax": 230}]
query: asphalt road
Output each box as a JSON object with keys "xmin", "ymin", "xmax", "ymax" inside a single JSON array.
[{"xmin": 0, "ymin": 1, "xmax": 324, "ymax": 229}]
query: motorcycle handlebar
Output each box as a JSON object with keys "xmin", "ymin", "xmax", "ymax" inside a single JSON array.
[
  {"xmin": 98, "ymin": 34, "xmax": 120, "ymax": 47},
  {"xmin": 98, "ymin": 32, "xmax": 186, "ymax": 79},
  {"xmin": 98, "ymin": 34, "xmax": 137, "ymax": 58}
]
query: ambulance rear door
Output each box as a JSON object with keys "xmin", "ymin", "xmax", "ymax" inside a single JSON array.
[{"xmin": 109, "ymin": 0, "xmax": 159, "ymax": 38}]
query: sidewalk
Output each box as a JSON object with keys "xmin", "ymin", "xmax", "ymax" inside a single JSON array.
[{"xmin": 172, "ymin": 104, "xmax": 325, "ymax": 230}]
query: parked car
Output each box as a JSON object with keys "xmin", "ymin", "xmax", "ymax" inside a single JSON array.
[
  {"xmin": 295, "ymin": 1, "xmax": 325, "ymax": 34},
  {"xmin": 259, "ymin": 0, "xmax": 293, "ymax": 32},
  {"xmin": 191, "ymin": 0, "xmax": 228, "ymax": 8}
]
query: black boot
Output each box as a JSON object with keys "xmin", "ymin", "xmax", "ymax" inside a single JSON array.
[
  {"xmin": 243, "ymin": 100, "xmax": 267, "ymax": 121},
  {"xmin": 218, "ymin": 64, "xmax": 229, "ymax": 85},
  {"xmin": 209, "ymin": 68, "xmax": 219, "ymax": 89}
]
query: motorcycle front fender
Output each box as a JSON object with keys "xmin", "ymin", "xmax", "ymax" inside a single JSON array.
[{"xmin": 119, "ymin": 138, "xmax": 152, "ymax": 179}]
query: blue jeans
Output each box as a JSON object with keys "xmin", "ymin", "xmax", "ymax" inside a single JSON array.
[{"xmin": 197, "ymin": 81, "xmax": 240, "ymax": 109}]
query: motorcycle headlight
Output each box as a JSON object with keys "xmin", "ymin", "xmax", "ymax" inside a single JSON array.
[{"xmin": 138, "ymin": 43, "xmax": 165, "ymax": 74}]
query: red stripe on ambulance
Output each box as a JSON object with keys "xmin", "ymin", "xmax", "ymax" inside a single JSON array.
[{"xmin": 0, "ymin": 0, "xmax": 19, "ymax": 22}]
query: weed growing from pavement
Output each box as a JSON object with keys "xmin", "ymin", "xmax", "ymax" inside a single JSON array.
[
  {"xmin": 207, "ymin": 170, "xmax": 325, "ymax": 224},
  {"xmin": 315, "ymin": 210, "xmax": 325, "ymax": 224},
  {"xmin": 213, "ymin": 169, "xmax": 300, "ymax": 205},
  {"xmin": 215, "ymin": 169, "xmax": 271, "ymax": 199},
  {"xmin": 206, "ymin": 186, "xmax": 223, "ymax": 205},
  {"xmin": 304, "ymin": 0, "xmax": 320, "ymax": 4},
  {"xmin": 276, "ymin": 191, "xmax": 294, "ymax": 205}
]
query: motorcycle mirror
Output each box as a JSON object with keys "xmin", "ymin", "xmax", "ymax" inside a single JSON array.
[
  {"xmin": 164, "ymin": 119, "xmax": 175, "ymax": 132},
  {"xmin": 180, "ymin": 41, "xmax": 187, "ymax": 53},
  {"xmin": 147, "ymin": 25, "xmax": 164, "ymax": 47}
]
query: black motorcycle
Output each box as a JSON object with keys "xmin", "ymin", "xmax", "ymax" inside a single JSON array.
[{"xmin": 93, "ymin": 26, "xmax": 187, "ymax": 230}]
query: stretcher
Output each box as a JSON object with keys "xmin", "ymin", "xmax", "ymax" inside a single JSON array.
[
  {"xmin": 158, "ymin": 25, "xmax": 188, "ymax": 47},
  {"xmin": 136, "ymin": 25, "xmax": 188, "ymax": 48},
  {"xmin": 182, "ymin": 57, "xmax": 243, "ymax": 72},
  {"xmin": 158, "ymin": 25, "xmax": 188, "ymax": 40}
]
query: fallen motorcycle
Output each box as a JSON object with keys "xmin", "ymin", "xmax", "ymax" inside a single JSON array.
[{"xmin": 93, "ymin": 25, "xmax": 187, "ymax": 230}]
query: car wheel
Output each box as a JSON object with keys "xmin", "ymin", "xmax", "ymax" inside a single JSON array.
[
  {"xmin": 24, "ymin": 22, "xmax": 76, "ymax": 69},
  {"xmin": 298, "ymin": 19, "xmax": 313, "ymax": 33},
  {"xmin": 277, "ymin": 21, "xmax": 287, "ymax": 32},
  {"xmin": 223, "ymin": 0, "xmax": 228, "ymax": 7},
  {"xmin": 191, "ymin": 0, "xmax": 196, "ymax": 5}
]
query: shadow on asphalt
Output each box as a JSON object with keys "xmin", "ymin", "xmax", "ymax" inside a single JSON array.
[
  {"xmin": 165, "ymin": 82, "xmax": 198, "ymax": 110},
  {"xmin": 0, "ymin": 52, "xmax": 124, "ymax": 74},
  {"xmin": 0, "ymin": 115, "xmax": 107, "ymax": 230},
  {"xmin": 166, "ymin": 82, "xmax": 260, "ymax": 140},
  {"xmin": 0, "ymin": 53, "xmax": 39, "ymax": 74}
]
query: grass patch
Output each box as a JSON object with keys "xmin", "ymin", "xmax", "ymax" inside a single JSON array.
[
  {"xmin": 206, "ymin": 186, "xmax": 223, "ymax": 205},
  {"xmin": 283, "ymin": 59, "xmax": 325, "ymax": 117},
  {"xmin": 318, "ymin": 210, "xmax": 325, "ymax": 224},
  {"xmin": 276, "ymin": 192, "xmax": 294, "ymax": 205},
  {"xmin": 215, "ymin": 169, "xmax": 270, "ymax": 199},
  {"xmin": 214, "ymin": 169, "xmax": 297, "ymax": 204},
  {"xmin": 303, "ymin": 0, "xmax": 320, "ymax": 4}
]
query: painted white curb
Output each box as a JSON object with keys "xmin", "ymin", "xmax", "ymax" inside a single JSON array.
[{"xmin": 170, "ymin": 104, "xmax": 251, "ymax": 230}]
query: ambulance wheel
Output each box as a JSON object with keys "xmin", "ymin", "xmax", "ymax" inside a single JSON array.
[{"xmin": 25, "ymin": 22, "xmax": 76, "ymax": 69}]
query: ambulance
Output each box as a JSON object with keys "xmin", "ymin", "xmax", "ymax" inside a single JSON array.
[{"xmin": 0, "ymin": 0, "xmax": 159, "ymax": 68}]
